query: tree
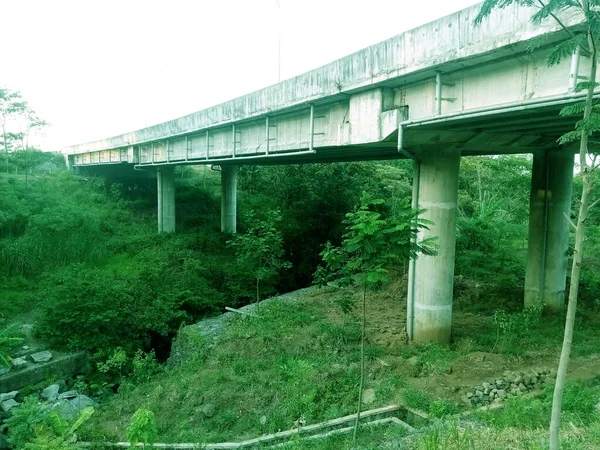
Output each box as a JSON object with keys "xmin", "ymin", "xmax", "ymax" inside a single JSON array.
[
  {"xmin": 314, "ymin": 192, "xmax": 436, "ymax": 445},
  {"xmin": 227, "ymin": 209, "xmax": 291, "ymax": 307},
  {"xmin": 475, "ymin": 2, "xmax": 600, "ymax": 448},
  {"xmin": 0, "ymin": 88, "xmax": 27, "ymax": 173}
]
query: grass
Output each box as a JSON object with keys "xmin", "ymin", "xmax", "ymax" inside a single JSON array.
[{"xmin": 72, "ymin": 281, "xmax": 600, "ymax": 447}]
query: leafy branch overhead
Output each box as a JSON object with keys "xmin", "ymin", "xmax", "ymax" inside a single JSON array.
[{"xmin": 314, "ymin": 192, "xmax": 437, "ymax": 290}]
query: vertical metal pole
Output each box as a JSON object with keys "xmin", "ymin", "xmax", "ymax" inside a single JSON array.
[
  {"xmin": 435, "ymin": 72, "xmax": 442, "ymax": 115},
  {"xmin": 309, "ymin": 104, "xmax": 315, "ymax": 152},
  {"xmin": 569, "ymin": 46, "xmax": 581, "ymax": 92},
  {"xmin": 407, "ymin": 158, "xmax": 420, "ymax": 341},
  {"xmin": 166, "ymin": 140, "xmax": 170, "ymax": 163},
  {"xmin": 266, "ymin": 116, "xmax": 270, "ymax": 155},
  {"xmin": 206, "ymin": 130, "xmax": 210, "ymax": 160},
  {"xmin": 185, "ymin": 136, "xmax": 189, "ymax": 161},
  {"xmin": 232, "ymin": 124, "xmax": 237, "ymax": 158},
  {"xmin": 152, "ymin": 142, "xmax": 155, "ymax": 164}
]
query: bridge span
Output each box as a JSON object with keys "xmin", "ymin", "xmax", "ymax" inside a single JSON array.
[{"xmin": 63, "ymin": 2, "xmax": 590, "ymax": 344}]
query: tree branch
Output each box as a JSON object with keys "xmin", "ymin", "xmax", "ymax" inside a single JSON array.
[
  {"xmin": 589, "ymin": 198, "xmax": 600, "ymax": 210},
  {"xmin": 535, "ymin": 0, "xmax": 589, "ymax": 53},
  {"xmin": 563, "ymin": 211, "xmax": 577, "ymax": 230}
]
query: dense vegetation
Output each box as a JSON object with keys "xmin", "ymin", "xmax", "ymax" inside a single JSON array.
[{"xmin": 2, "ymin": 148, "xmax": 600, "ymax": 448}]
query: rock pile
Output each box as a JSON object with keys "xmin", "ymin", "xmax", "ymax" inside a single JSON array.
[{"xmin": 463, "ymin": 369, "xmax": 555, "ymax": 407}]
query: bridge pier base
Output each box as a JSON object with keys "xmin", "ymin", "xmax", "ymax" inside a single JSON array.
[
  {"xmin": 412, "ymin": 149, "xmax": 461, "ymax": 343},
  {"xmin": 524, "ymin": 151, "xmax": 574, "ymax": 310},
  {"xmin": 157, "ymin": 166, "xmax": 176, "ymax": 233},
  {"xmin": 221, "ymin": 165, "xmax": 238, "ymax": 234}
]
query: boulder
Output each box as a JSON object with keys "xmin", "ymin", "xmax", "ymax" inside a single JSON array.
[
  {"xmin": 0, "ymin": 391, "xmax": 17, "ymax": 403},
  {"xmin": 30, "ymin": 351, "xmax": 53, "ymax": 364},
  {"xmin": 202, "ymin": 403, "xmax": 216, "ymax": 418},
  {"xmin": 42, "ymin": 384, "xmax": 60, "ymax": 402},
  {"xmin": 362, "ymin": 388, "xmax": 376, "ymax": 405},
  {"xmin": 58, "ymin": 390, "xmax": 78, "ymax": 400},
  {"xmin": 11, "ymin": 358, "xmax": 27, "ymax": 368},
  {"xmin": 1, "ymin": 399, "xmax": 19, "ymax": 412}
]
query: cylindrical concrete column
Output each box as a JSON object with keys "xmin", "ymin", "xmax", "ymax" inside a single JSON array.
[
  {"xmin": 221, "ymin": 165, "xmax": 238, "ymax": 234},
  {"xmin": 525, "ymin": 151, "xmax": 574, "ymax": 310},
  {"xmin": 412, "ymin": 149, "xmax": 461, "ymax": 343},
  {"xmin": 544, "ymin": 151, "xmax": 574, "ymax": 310},
  {"xmin": 157, "ymin": 166, "xmax": 176, "ymax": 233},
  {"xmin": 524, "ymin": 152, "xmax": 548, "ymax": 308}
]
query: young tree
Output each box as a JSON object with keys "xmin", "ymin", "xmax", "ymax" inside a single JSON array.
[
  {"xmin": 314, "ymin": 192, "xmax": 436, "ymax": 445},
  {"xmin": 0, "ymin": 88, "xmax": 27, "ymax": 173},
  {"xmin": 228, "ymin": 209, "xmax": 291, "ymax": 308},
  {"xmin": 475, "ymin": 2, "xmax": 600, "ymax": 448}
]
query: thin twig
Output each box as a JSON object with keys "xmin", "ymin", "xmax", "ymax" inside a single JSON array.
[
  {"xmin": 563, "ymin": 212, "xmax": 577, "ymax": 230},
  {"xmin": 588, "ymin": 198, "xmax": 600, "ymax": 210},
  {"xmin": 535, "ymin": 0, "xmax": 588, "ymax": 52}
]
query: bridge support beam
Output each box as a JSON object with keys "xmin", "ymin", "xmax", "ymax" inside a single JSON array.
[
  {"xmin": 412, "ymin": 149, "xmax": 461, "ymax": 343},
  {"xmin": 524, "ymin": 151, "xmax": 574, "ymax": 310},
  {"xmin": 221, "ymin": 165, "xmax": 238, "ymax": 234},
  {"xmin": 157, "ymin": 166, "xmax": 176, "ymax": 233}
]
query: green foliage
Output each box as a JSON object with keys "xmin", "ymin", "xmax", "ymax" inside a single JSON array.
[
  {"xmin": 2, "ymin": 396, "xmax": 94, "ymax": 450},
  {"xmin": 314, "ymin": 192, "xmax": 435, "ymax": 290},
  {"xmin": 126, "ymin": 409, "xmax": 158, "ymax": 448},
  {"xmin": 0, "ymin": 322, "xmax": 24, "ymax": 369},
  {"xmin": 227, "ymin": 209, "xmax": 291, "ymax": 304}
]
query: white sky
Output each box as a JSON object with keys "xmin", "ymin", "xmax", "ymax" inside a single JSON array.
[{"xmin": 0, "ymin": 0, "xmax": 481, "ymax": 151}]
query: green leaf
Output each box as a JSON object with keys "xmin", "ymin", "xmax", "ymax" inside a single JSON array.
[{"xmin": 546, "ymin": 35, "xmax": 586, "ymax": 66}]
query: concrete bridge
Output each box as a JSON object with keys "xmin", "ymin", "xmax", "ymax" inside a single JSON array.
[{"xmin": 63, "ymin": 2, "xmax": 590, "ymax": 344}]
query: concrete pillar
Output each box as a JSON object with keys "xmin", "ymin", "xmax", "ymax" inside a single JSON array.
[
  {"xmin": 412, "ymin": 149, "xmax": 461, "ymax": 343},
  {"xmin": 157, "ymin": 166, "xmax": 176, "ymax": 233},
  {"xmin": 221, "ymin": 165, "xmax": 238, "ymax": 234},
  {"xmin": 64, "ymin": 154, "xmax": 72, "ymax": 171},
  {"xmin": 524, "ymin": 151, "xmax": 574, "ymax": 310}
]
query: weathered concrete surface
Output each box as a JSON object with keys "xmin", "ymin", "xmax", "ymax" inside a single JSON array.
[
  {"xmin": 157, "ymin": 166, "xmax": 176, "ymax": 233},
  {"xmin": 412, "ymin": 150, "xmax": 461, "ymax": 343},
  {"xmin": 221, "ymin": 165, "xmax": 238, "ymax": 234},
  {"xmin": 525, "ymin": 150, "xmax": 574, "ymax": 310},
  {"xmin": 0, "ymin": 352, "xmax": 89, "ymax": 393},
  {"xmin": 65, "ymin": 2, "xmax": 586, "ymax": 166}
]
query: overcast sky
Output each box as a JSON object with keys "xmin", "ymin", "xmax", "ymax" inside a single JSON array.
[{"xmin": 1, "ymin": 0, "xmax": 481, "ymax": 151}]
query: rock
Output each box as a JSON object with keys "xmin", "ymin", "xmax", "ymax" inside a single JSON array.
[
  {"xmin": 30, "ymin": 351, "xmax": 53, "ymax": 364},
  {"xmin": 475, "ymin": 390, "xmax": 483, "ymax": 397},
  {"xmin": 1, "ymin": 399, "xmax": 19, "ymax": 412},
  {"xmin": 58, "ymin": 390, "xmax": 78, "ymax": 400},
  {"xmin": 0, "ymin": 391, "xmax": 18, "ymax": 403},
  {"xmin": 362, "ymin": 388, "xmax": 376, "ymax": 405},
  {"xmin": 407, "ymin": 356, "xmax": 420, "ymax": 367},
  {"xmin": 514, "ymin": 375, "xmax": 523, "ymax": 385},
  {"xmin": 0, "ymin": 367, "xmax": 9, "ymax": 376},
  {"xmin": 11, "ymin": 357, "xmax": 27, "ymax": 368},
  {"xmin": 482, "ymin": 382, "xmax": 491, "ymax": 390},
  {"xmin": 57, "ymin": 380, "xmax": 68, "ymax": 392},
  {"xmin": 260, "ymin": 415, "xmax": 267, "ymax": 425},
  {"xmin": 492, "ymin": 398, "xmax": 503, "ymax": 406},
  {"xmin": 0, "ymin": 434, "xmax": 10, "ymax": 450},
  {"xmin": 21, "ymin": 345, "xmax": 30, "ymax": 351},
  {"xmin": 497, "ymin": 389, "xmax": 507, "ymax": 399},
  {"xmin": 518, "ymin": 383, "xmax": 527, "ymax": 391},
  {"xmin": 495, "ymin": 379, "xmax": 505, "ymax": 387},
  {"xmin": 54, "ymin": 395, "xmax": 97, "ymax": 420},
  {"xmin": 70, "ymin": 395, "xmax": 97, "ymax": 411},
  {"xmin": 461, "ymin": 396, "xmax": 472, "ymax": 406},
  {"xmin": 202, "ymin": 403, "xmax": 216, "ymax": 418},
  {"xmin": 466, "ymin": 392, "xmax": 473, "ymax": 399},
  {"xmin": 42, "ymin": 384, "xmax": 60, "ymax": 402}
]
